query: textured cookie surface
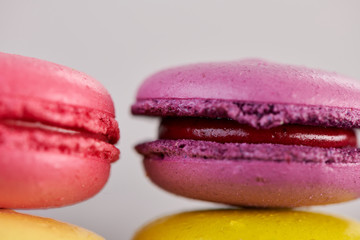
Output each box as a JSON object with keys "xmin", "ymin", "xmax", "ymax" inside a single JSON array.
[
  {"xmin": 136, "ymin": 139, "xmax": 360, "ymax": 164},
  {"xmin": 132, "ymin": 99, "xmax": 360, "ymax": 129},
  {"xmin": 133, "ymin": 209, "xmax": 360, "ymax": 240},
  {"xmin": 0, "ymin": 210, "xmax": 103, "ymax": 240}
]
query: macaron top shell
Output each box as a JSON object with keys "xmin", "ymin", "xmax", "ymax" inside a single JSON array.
[
  {"xmin": 132, "ymin": 59, "xmax": 360, "ymax": 129},
  {"xmin": 0, "ymin": 52, "xmax": 119, "ymax": 143},
  {"xmin": 0, "ymin": 52, "xmax": 114, "ymax": 114},
  {"xmin": 136, "ymin": 59, "xmax": 360, "ymax": 108},
  {"xmin": 133, "ymin": 209, "xmax": 360, "ymax": 240},
  {"xmin": 0, "ymin": 210, "xmax": 104, "ymax": 240}
]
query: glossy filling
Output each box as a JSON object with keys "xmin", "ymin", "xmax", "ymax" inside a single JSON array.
[{"xmin": 159, "ymin": 117, "xmax": 357, "ymax": 148}]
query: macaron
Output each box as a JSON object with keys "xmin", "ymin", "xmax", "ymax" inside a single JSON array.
[
  {"xmin": 132, "ymin": 59, "xmax": 360, "ymax": 207},
  {"xmin": 133, "ymin": 209, "xmax": 360, "ymax": 240},
  {"xmin": 0, "ymin": 209, "xmax": 103, "ymax": 240},
  {"xmin": 0, "ymin": 52, "xmax": 120, "ymax": 208}
]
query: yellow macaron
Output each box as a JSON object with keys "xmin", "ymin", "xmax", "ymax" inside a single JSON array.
[
  {"xmin": 0, "ymin": 209, "xmax": 103, "ymax": 240},
  {"xmin": 133, "ymin": 209, "xmax": 360, "ymax": 240}
]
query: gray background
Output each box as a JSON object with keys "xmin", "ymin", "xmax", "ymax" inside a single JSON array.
[{"xmin": 1, "ymin": 0, "xmax": 360, "ymax": 239}]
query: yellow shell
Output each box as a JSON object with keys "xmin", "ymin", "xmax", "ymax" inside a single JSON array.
[
  {"xmin": 133, "ymin": 209, "xmax": 360, "ymax": 240},
  {"xmin": 0, "ymin": 209, "xmax": 103, "ymax": 240}
]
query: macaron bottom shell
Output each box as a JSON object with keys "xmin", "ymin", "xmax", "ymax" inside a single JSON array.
[
  {"xmin": 143, "ymin": 156, "xmax": 360, "ymax": 207},
  {"xmin": 0, "ymin": 209, "xmax": 104, "ymax": 240},
  {"xmin": 0, "ymin": 121, "xmax": 118, "ymax": 208},
  {"xmin": 133, "ymin": 209, "xmax": 360, "ymax": 240},
  {"xmin": 0, "ymin": 149, "xmax": 110, "ymax": 208}
]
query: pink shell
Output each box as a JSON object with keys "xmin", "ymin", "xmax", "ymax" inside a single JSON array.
[
  {"xmin": 0, "ymin": 150, "xmax": 110, "ymax": 208},
  {"xmin": 136, "ymin": 59, "xmax": 360, "ymax": 109},
  {"xmin": 0, "ymin": 123, "xmax": 119, "ymax": 208},
  {"xmin": 0, "ymin": 52, "xmax": 119, "ymax": 142},
  {"xmin": 0, "ymin": 52, "xmax": 115, "ymax": 114}
]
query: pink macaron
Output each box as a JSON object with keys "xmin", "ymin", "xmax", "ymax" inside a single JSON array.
[
  {"xmin": 132, "ymin": 59, "xmax": 360, "ymax": 207},
  {"xmin": 0, "ymin": 52, "xmax": 120, "ymax": 209}
]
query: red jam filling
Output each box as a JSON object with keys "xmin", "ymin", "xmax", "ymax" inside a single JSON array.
[{"xmin": 159, "ymin": 117, "xmax": 357, "ymax": 148}]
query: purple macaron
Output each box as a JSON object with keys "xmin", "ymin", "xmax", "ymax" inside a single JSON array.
[{"xmin": 132, "ymin": 59, "xmax": 360, "ymax": 207}]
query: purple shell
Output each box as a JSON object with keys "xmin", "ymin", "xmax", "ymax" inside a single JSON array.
[{"xmin": 137, "ymin": 140, "xmax": 360, "ymax": 207}]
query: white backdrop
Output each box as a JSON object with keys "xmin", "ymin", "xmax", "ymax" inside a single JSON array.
[{"xmin": 1, "ymin": 1, "xmax": 360, "ymax": 239}]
